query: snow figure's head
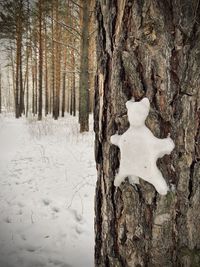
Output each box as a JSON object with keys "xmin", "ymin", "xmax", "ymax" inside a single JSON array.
[{"xmin": 126, "ymin": 97, "xmax": 150, "ymax": 127}]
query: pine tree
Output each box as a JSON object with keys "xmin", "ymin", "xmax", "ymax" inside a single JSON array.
[{"xmin": 94, "ymin": 1, "xmax": 200, "ymax": 266}]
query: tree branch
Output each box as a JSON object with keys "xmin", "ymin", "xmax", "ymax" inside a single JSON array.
[
  {"xmin": 88, "ymin": 28, "xmax": 97, "ymax": 39},
  {"xmin": 52, "ymin": 38, "xmax": 80, "ymax": 56},
  {"xmin": 69, "ymin": 0, "xmax": 83, "ymax": 9},
  {"xmin": 46, "ymin": 14, "xmax": 81, "ymax": 39}
]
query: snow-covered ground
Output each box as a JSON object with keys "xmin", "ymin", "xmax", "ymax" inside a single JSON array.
[{"xmin": 0, "ymin": 113, "xmax": 96, "ymax": 267}]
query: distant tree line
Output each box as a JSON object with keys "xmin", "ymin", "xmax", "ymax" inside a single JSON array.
[{"xmin": 0, "ymin": 0, "xmax": 96, "ymax": 132}]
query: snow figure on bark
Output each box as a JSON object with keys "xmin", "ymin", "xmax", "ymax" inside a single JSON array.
[{"xmin": 111, "ymin": 97, "xmax": 175, "ymax": 195}]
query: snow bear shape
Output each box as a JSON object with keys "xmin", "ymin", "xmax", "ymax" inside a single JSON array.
[{"xmin": 110, "ymin": 97, "xmax": 175, "ymax": 195}]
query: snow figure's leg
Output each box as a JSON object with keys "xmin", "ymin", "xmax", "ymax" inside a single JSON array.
[
  {"xmin": 114, "ymin": 170, "xmax": 127, "ymax": 187},
  {"xmin": 110, "ymin": 134, "xmax": 120, "ymax": 147},
  {"xmin": 155, "ymin": 137, "xmax": 175, "ymax": 158},
  {"xmin": 151, "ymin": 168, "xmax": 169, "ymax": 195},
  {"xmin": 128, "ymin": 175, "xmax": 140, "ymax": 185}
]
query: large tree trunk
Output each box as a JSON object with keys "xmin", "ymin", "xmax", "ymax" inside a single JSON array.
[{"xmin": 94, "ymin": 1, "xmax": 200, "ymax": 266}]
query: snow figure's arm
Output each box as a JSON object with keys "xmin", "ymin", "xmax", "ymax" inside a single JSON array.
[
  {"xmin": 154, "ymin": 135, "xmax": 175, "ymax": 158},
  {"xmin": 110, "ymin": 134, "xmax": 121, "ymax": 147}
]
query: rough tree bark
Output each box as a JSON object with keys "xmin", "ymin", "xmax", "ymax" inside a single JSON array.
[{"xmin": 94, "ymin": 1, "xmax": 200, "ymax": 266}]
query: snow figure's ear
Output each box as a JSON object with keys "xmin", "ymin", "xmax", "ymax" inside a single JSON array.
[
  {"xmin": 141, "ymin": 97, "xmax": 150, "ymax": 109},
  {"xmin": 125, "ymin": 97, "xmax": 135, "ymax": 109}
]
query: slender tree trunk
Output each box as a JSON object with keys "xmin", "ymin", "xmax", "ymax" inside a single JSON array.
[
  {"xmin": 31, "ymin": 45, "xmax": 35, "ymax": 115},
  {"xmin": 15, "ymin": 6, "xmax": 22, "ymax": 118},
  {"xmin": 35, "ymin": 48, "xmax": 38, "ymax": 115},
  {"xmin": 61, "ymin": 39, "xmax": 67, "ymax": 118},
  {"xmin": 44, "ymin": 21, "xmax": 48, "ymax": 116},
  {"xmin": 88, "ymin": 0, "xmax": 96, "ymax": 113},
  {"xmin": 24, "ymin": 51, "xmax": 29, "ymax": 117},
  {"xmin": 61, "ymin": 71, "xmax": 66, "ymax": 117},
  {"xmin": 26, "ymin": 67, "xmax": 29, "ymax": 117},
  {"xmin": 53, "ymin": 0, "xmax": 61, "ymax": 119},
  {"xmin": 79, "ymin": 0, "xmax": 90, "ymax": 132},
  {"xmin": 10, "ymin": 44, "xmax": 16, "ymax": 108},
  {"xmin": 19, "ymin": 43, "xmax": 24, "ymax": 115},
  {"xmin": 95, "ymin": 1, "xmax": 200, "ymax": 266},
  {"xmin": 24, "ymin": 35, "xmax": 30, "ymax": 117},
  {"xmin": 72, "ymin": 72, "xmax": 76, "ymax": 117},
  {"xmin": 71, "ymin": 49, "xmax": 76, "ymax": 116},
  {"xmin": 70, "ymin": 75, "xmax": 73, "ymax": 116},
  {"xmin": 51, "ymin": 1, "xmax": 55, "ymax": 117},
  {"xmin": 38, "ymin": 0, "xmax": 43, "ymax": 120},
  {"xmin": 67, "ymin": 76, "xmax": 70, "ymax": 113}
]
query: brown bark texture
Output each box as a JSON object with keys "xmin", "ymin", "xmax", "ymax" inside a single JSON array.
[{"xmin": 94, "ymin": 1, "xmax": 200, "ymax": 266}]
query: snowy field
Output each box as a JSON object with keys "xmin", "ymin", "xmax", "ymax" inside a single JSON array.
[{"xmin": 0, "ymin": 113, "xmax": 96, "ymax": 267}]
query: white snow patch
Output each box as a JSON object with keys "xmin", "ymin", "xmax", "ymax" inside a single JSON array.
[{"xmin": 0, "ymin": 113, "xmax": 96, "ymax": 267}]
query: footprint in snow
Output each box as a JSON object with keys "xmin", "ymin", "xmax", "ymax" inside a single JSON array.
[
  {"xmin": 17, "ymin": 202, "xmax": 25, "ymax": 208},
  {"xmin": 52, "ymin": 206, "xmax": 60, "ymax": 213},
  {"xmin": 20, "ymin": 234, "xmax": 27, "ymax": 240},
  {"xmin": 69, "ymin": 209, "xmax": 83, "ymax": 223},
  {"xmin": 25, "ymin": 244, "xmax": 39, "ymax": 252},
  {"xmin": 4, "ymin": 217, "xmax": 12, "ymax": 223},
  {"xmin": 48, "ymin": 258, "xmax": 72, "ymax": 267},
  {"xmin": 42, "ymin": 198, "xmax": 51, "ymax": 206},
  {"xmin": 75, "ymin": 225, "xmax": 84, "ymax": 235},
  {"xmin": 17, "ymin": 209, "xmax": 23, "ymax": 215}
]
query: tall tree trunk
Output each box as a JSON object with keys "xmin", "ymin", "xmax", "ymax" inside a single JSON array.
[
  {"xmin": 24, "ymin": 49, "xmax": 29, "ymax": 117},
  {"xmin": 44, "ymin": 21, "xmax": 48, "ymax": 116},
  {"xmin": 10, "ymin": 43, "xmax": 16, "ymax": 108},
  {"xmin": 88, "ymin": 0, "xmax": 96, "ymax": 113},
  {"xmin": 35, "ymin": 48, "xmax": 38, "ymax": 115},
  {"xmin": 19, "ymin": 45, "xmax": 24, "ymax": 115},
  {"xmin": 94, "ymin": 1, "xmax": 200, "ymax": 267},
  {"xmin": 61, "ymin": 71, "xmax": 66, "ymax": 117},
  {"xmin": 31, "ymin": 45, "xmax": 35, "ymax": 115},
  {"xmin": 71, "ymin": 49, "xmax": 76, "ymax": 116},
  {"xmin": 15, "ymin": 3, "xmax": 23, "ymax": 118},
  {"xmin": 67, "ymin": 76, "xmax": 70, "ymax": 113},
  {"xmin": 53, "ymin": 0, "xmax": 61, "ymax": 120},
  {"xmin": 38, "ymin": 0, "xmax": 43, "ymax": 120},
  {"xmin": 51, "ymin": 0, "xmax": 55, "ymax": 117},
  {"xmin": 79, "ymin": 0, "xmax": 90, "ymax": 132},
  {"xmin": 70, "ymin": 75, "xmax": 73, "ymax": 116},
  {"xmin": 25, "ymin": 66, "xmax": 29, "ymax": 117}
]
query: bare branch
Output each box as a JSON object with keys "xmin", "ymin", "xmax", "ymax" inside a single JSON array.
[
  {"xmin": 88, "ymin": 28, "xmax": 97, "ymax": 39},
  {"xmin": 52, "ymin": 38, "xmax": 80, "ymax": 56},
  {"xmin": 46, "ymin": 14, "xmax": 81, "ymax": 39},
  {"xmin": 69, "ymin": 0, "xmax": 83, "ymax": 9}
]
